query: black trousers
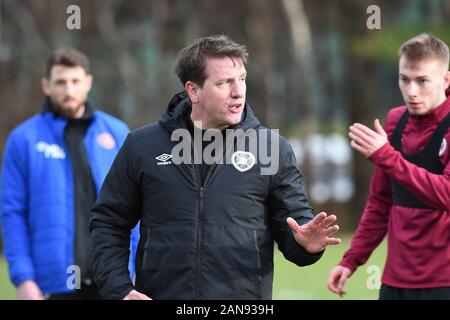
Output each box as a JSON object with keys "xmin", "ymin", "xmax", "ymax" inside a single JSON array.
[
  {"xmin": 380, "ymin": 284, "xmax": 450, "ymax": 300},
  {"xmin": 47, "ymin": 284, "xmax": 102, "ymax": 300}
]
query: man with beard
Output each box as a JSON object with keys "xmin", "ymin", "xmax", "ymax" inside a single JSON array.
[{"xmin": 1, "ymin": 48, "xmax": 137, "ymax": 299}]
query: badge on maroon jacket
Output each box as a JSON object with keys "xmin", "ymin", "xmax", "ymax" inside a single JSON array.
[{"xmin": 439, "ymin": 138, "xmax": 447, "ymax": 157}]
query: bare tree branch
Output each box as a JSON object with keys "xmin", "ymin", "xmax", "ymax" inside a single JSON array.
[
  {"xmin": 281, "ymin": 0, "xmax": 318, "ymax": 119},
  {"xmin": 3, "ymin": 0, "xmax": 48, "ymax": 55}
]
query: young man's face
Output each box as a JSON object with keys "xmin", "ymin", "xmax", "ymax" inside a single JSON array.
[
  {"xmin": 188, "ymin": 57, "xmax": 246, "ymax": 130},
  {"xmin": 42, "ymin": 65, "xmax": 93, "ymax": 119},
  {"xmin": 398, "ymin": 56, "xmax": 450, "ymax": 116}
]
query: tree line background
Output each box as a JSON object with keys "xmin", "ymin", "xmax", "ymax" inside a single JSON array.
[{"xmin": 1, "ymin": 0, "xmax": 450, "ymax": 246}]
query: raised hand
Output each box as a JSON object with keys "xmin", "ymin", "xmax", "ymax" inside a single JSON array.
[
  {"xmin": 286, "ymin": 212, "xmax": 341, "ymax": 254},
  {"xmin": 349, "ymin": 119, "xmax": 388, "ymax": 158}
]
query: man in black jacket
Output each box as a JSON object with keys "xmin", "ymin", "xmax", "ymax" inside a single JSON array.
[{"xmin": 89, "ymin": 35, "xmax": 341, "ymax": 300}]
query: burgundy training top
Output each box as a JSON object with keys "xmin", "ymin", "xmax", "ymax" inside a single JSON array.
[{"xmin": 340, "ymin": 90, "xmax": 450, "ymax": 288}]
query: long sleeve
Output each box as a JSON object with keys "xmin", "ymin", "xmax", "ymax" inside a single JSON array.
[
  {"xmin": 89, "ymin": 134, "xmax": 141, "ymax": 299},
  {"xmin": 340, "ymin": 166, "xmax": 391, "ymax": 272},
  {"xmin": 368, "ymin": 142, "xmax": 450, "ymax": 210},
  {"xmin": 268, "ymin": 138, "xmax": 323, "ymax": 267},
  {"xmin": 1, "ymin": 131, "xmax": 35, "ymax": 286}
]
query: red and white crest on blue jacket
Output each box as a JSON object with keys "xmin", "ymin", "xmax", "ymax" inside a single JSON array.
[{"xmin": 97, "ymin": 132, "xmax": 116, "ymax": 150}]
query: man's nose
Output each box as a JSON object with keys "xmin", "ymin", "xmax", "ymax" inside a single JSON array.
[
  {"xmin": 405, "ymin": 82, "xmax": 418, "ymax": 97},
  {"xmin": 64, "ymin": 83, "xmax": 75, "ymax": 96},
  {"xmin": 231, "ymin": 82, "xmax": 245, "ymax": 98}
]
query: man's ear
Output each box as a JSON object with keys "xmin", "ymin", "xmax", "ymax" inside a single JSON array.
[
  {"xmin": 85, "ymin": 74, "xmax": 93, "ymax": 92},
  {"xmin": 41, "ymin": 78, "xmax": 50, "ymax": 95},
  {"xmin": 444, "ymin": 71, "xmax": 450, "ymax": 88},
  {"xmin": 185, "ymin": 81, "xmax": 200, "ymax": 104}
]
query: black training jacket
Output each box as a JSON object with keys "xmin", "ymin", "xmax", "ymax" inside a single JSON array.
[{"xmin": 90, "ymin": 92, "xmax": 323, "ymax": 300}]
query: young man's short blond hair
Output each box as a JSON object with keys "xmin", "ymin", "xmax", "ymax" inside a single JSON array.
[{"xmin": 399, "ymin": 33, "xmax": 449, "ymax": 70}]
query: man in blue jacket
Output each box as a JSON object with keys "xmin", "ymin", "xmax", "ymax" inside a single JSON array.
[{"xmin": 1, "ymin": 47, "xmax": 137, "ymax": 299}]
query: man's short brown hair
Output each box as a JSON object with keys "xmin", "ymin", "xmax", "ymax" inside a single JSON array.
[
  {"xmin": 175, "ymin": 35, "xmax": 248, "ymax": 87},
  {"xmin": 46, "ymin": 47, "xmax": 90, "ymax": 78},
  {"xmin": 399, "ymin": 33, "xmax": 449, "ymax": 69}
]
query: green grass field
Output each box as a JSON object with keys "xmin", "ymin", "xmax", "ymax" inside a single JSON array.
[
  {"xmin": 272, "ymin": 234, "xmax": 386, "ymax": 299},
  {"xmin": 0, "ymin": 258, "xmax": 15, "ymax": 300},
  {"xmin": 0, "ymin": 234, "xmax": 386, "ymax": 300}
]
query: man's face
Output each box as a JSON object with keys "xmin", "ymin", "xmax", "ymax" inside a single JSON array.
[
  {"xmin": 42, "ymin": 65, "xmax": 93, "ymax": 119},
  {"xmin": 399, "ymin": 56, "xmax": 450, "ymax": 116},
  {"xmin": 189, "ymin": 57, "xmax": 246, "ymax": 130}
]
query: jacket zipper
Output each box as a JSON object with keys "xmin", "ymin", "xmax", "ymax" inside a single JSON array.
[
  {"xmin": 193, "ymin": 137, "xmax": 222, "ymax": 298},
  {"xmin": 200, "ymin": 128, "xmax": 237, "ymax": 188},
  {"xmin": 192, "ymin": 126, "xmax": 242, "ymax": 298},
  {"xmin": 192, "ymin": 137, "xmax": 202, "ymax": 299},
  {"xmin": 195, "ymin": 186, "xmax": 204, "ymax": 299},
  {"xmin": 253, "ymin": 230, "xmax": 263, "ymax": 298}
]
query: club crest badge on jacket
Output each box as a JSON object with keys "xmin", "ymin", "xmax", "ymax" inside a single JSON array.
[
  {"xmin": 231, "ymin": 151, "xmax": 256, "ymax": 172},
  {"xmin": 97, "ymin": 132, "xmax": 116, "ymax": 150}
]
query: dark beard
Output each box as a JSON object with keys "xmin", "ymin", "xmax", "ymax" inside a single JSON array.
[{"xmin": 50, "ymin": 98, "xmax": 85, "ymax": 119}]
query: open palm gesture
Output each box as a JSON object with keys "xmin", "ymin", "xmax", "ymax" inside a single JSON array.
[{"xmin": 287, "ymin": 212, "xmax": 341, "ymax": 254}]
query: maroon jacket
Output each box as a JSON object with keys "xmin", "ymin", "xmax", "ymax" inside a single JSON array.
[{"xmin": 340, "ymin": 91, "xmax": 450, "ymax": 288}]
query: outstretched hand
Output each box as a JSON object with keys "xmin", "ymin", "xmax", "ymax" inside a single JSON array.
[
  {"xmin": 349, "ymin": 119, "xmax": 388, "ymax": 158},
  {"xmin": 287, "ymin": 212, "xmax": 341, "ymax": 254}
]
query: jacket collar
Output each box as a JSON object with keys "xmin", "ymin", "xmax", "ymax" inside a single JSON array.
[{"xmin": 158, "ymin": 91, "xmax": 261, "ymax": 132}]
